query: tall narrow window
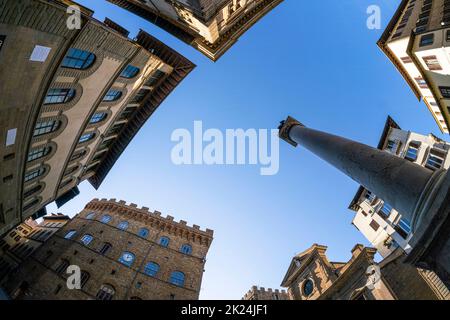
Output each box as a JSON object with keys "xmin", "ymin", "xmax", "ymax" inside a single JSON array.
[
  {"xmin": 103, "ymin": 89, "xmax": 122, "ymax": 102},
  {"xmin": 80, "ymin": 271, "xmax": 90, "ymax": 288},
  {"xmin": 24, "ymin": 167, "xmax": 45, "ymax": 182},
  {"xmin": 426, "ymin": 149, "xmax": 446, "ymax": 171},
  {"xmin": 33, "ymin": 120, "xmax": 60, "ymax": 137},
  {"xmin": 99, "ymin": 242, "xmax": 112, "ymax": 255},
  {"xmin": 44, "ymin": 89, "xmax": 75, "ymax": 105},
  {"xmin": 78, "ymin": 133, "xmax": 95, "ymax": 144},
  {"xmin": 398, "ymin": 218, "xmax": 412, "ymax": 235},
  {"xmin": 27, "ymin": 146, "xmax": 51, "ymax": 162},
  {"xmin": 120, "ymin": 65, "xmax": 140, "ymax": 78},
  {"xmin": 405, "ymin": 143, "xmax": 419, "ymax": 162},
  {"xmin": 379, "ymin": 203, "xmax": 393, "ymax": 218},
  {"xmin": 144, "ymin": 262, "xmax": 160, "ymax": 277},
  {"xmin": 55, "ymin": 259, "xmax": 70, "ymax": 275},
  {"xmin": 61, "ymin": 48, "xmax": 96, "ymax": 69},
  {"xmin": 170, "ymin": 271, "xmax": 185, "ymax": 287},
  {"xmin": 180, "ymin": 244, "xmax": 192, "ymax": 255},
  {"xmin": 89, "ymin": 112, "xmax": 107, "ymax": 124},
  {"xmin": 96, "ymin": 284, "xmax": 115, "ymax": 300},
  {"xmin": 159, "ymin": 236, "xmax": 170, "ymax": 247}
]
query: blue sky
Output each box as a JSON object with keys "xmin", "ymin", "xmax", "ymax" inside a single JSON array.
[{"xmin": 47, "ymin": 0, "xmax": 449, "ymax": 299}]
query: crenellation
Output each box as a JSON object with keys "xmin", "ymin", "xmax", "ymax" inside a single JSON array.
[
  {"xmin": 85, "ymin": 199, "xmax": 213, "ymax": 240},
  {"xmin": 242, "ymin": 286, "xmax": 289, "ymax": 300}
]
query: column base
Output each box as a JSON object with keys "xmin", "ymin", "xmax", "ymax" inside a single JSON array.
[{"xmin": 406, "ymin": 170, "xmax": 450, "ymax": 289}]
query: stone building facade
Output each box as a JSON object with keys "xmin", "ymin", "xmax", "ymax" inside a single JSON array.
[
  {"xmin": 280, "ymin": 243, "xmax": 449, "ymax": 300},
  {"xmin": 3, "ymin": 198, "xmax": 214, "ymax": 300},
  {"xmin": 107, "ymin": 0, "xmax": 284, "ymax": 61},
  {"xmin": 0, "ymin": 0, "xmax": 195, "ymax": 238},
  {"xmin": 379, "ymin": 0, "xmax": 450, "ymax": 133},
  {"xmin": 0, "ymin": 214, "xmax": 69, "ymax": 287},
  {"xmin": 281, "ymin": 244, "xmax": 397, "ymax": 300},
  {"xmin": 242, "ymin": 286, "xmax": 288, "ymax": 300}
]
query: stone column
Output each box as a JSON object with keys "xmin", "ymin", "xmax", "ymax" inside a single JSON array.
[{"xmin": 279, "ymin": 116, "xmax": 450, "ymax": 288}]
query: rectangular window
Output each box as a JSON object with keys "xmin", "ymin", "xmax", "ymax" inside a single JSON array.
[
  {"xmin": 364, "ymin": 190, "xmax": 376, "ymax": 203},
  {"xmin": 386, "ymin": 140, "xmax": 399, "ymax": 153},
  {"xmin": 6, "ymin": 128, "xmax": 17, "ymax": 146},
  {"xmin": 425, "ymin": 149, "xmax": 446, "ymax": 171},
  {"xmin": 398, "ymin": 218, "xmax": 412, "ymax": 235},
  {"xmin": 423, "ymin": 55, "xmax": 442, "ymax": 71},
  {"xmin": 379, "ymin": 203, "xmax": 393, "ymax": 218},
  {"xmin": 30, "ymin": 45, "xmax": 51, "ymax": 62},
  {"xmin": 439, "ymin": 86, "xmax": 450, "ymax": 98},
  {"xmin": 405, "ymin": 143, "xmax": 419, "ymax": 162},
  {"xmin": 369, "ymin": 220, "xmax": 380, "ymax": 231},
  {"xmin": 415, "ymin": 77, "xmax": 428, "ymax": 89},
  {"xmin": 419, "ymin": 34, "xmax": 434, "ymax": 47},
  {"xmin": 401, "ymin": 56, "xmax": 413, "ymax": 64}
]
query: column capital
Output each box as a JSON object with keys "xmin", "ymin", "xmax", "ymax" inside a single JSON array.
[{"xmin": 278, "ymin": 116, "xmax": 304, "ymax": 147}]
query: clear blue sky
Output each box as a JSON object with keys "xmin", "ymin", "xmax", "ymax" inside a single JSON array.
[{"xmin": 48, "ymin": 0, "xmax": 448, "ymax": 299}]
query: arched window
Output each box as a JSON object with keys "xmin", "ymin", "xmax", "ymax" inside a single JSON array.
[
  {"xmin": 80, "ymin": 271, "xmax": 90, "ymax": 288},
  {"xmin": 70, "ymin": 149, "xmax": 87, "ymax": 161},
  {"xmin": 44, "ymin": 88, "xmax": 76, "ymax": 104},
  {"xmin": 170, "ymin": 271, "xmax": 185, "ymax": 287},
  {"xmin": 89, "ymin": 112, "xmax": 107, "ymax": 124},
  {"xmin": 27, "ymin": 146, "xmax": 51, "ymax": 162},
  {"xmin": 62, "ymin": 48, "xmax": 96, "ymax": 69},
  {"xmin": 55, "ymin": 259, "xmax": 70, "ymax": 275},
  {"xmin": 180, "ymin": 244, "xmax": 192, "ymax": 255},
  {"xmin": 78, "ymin": 132, "xmax": 95, "ymax": 143},
  {"xmin": 64, "ymin": 230, "xmax": 77, "ymax": 239},
  {"xmin": 23, "ymin": 184, "xmax": 43, "ymax": 199},
  {"xmin": 138, "ymin": 228, "xmax": 149, "ymax": 238},
  {"xmin": 99, "ymin": 242, "xmax": 112, "ymax": 255},
  {"xmin": 86, "ymin": 213, "xmax": 95, "ymax": 220},
  {"xmin": 117, "ymin": 221, "xmax": 129, "ymax": 230},
  {"xmin": 33, "ymin": 120, "xmax": 60, "ymax": 137},
  {"xmin": 159, "ymin": 236, "xmax": 170, "ymax": 247},
  {"xmin": 101, "ymin": 215, "xmax": 111, "ymax": 223},
  {"xmin": 144, "ymin": 262, "xmax": 159, "ymax": 277},
  {"xmin": 96, "ymin": 284, "xmax": 115, "ymax": 300},
  {"xmin": 118, "ymin": 251, "xmax": 135, "ymax": 267},
  {"xmin": 80, "ymin": 234, "xmax": 93, "ymax": 246},
  {"xmin": 24, "ymin": 167, "xmax": 45, "ymax": 182},
  {"xmin": 120, "ymin": 65, "xmax": 140, "ymax": 78},
  {"xmin": 103, "ymin": 89, "xmax": 122, "ymax": 102},
  {"xmin": 23, "ymin": 199, "xmax": 39, "ymax": 211}
]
